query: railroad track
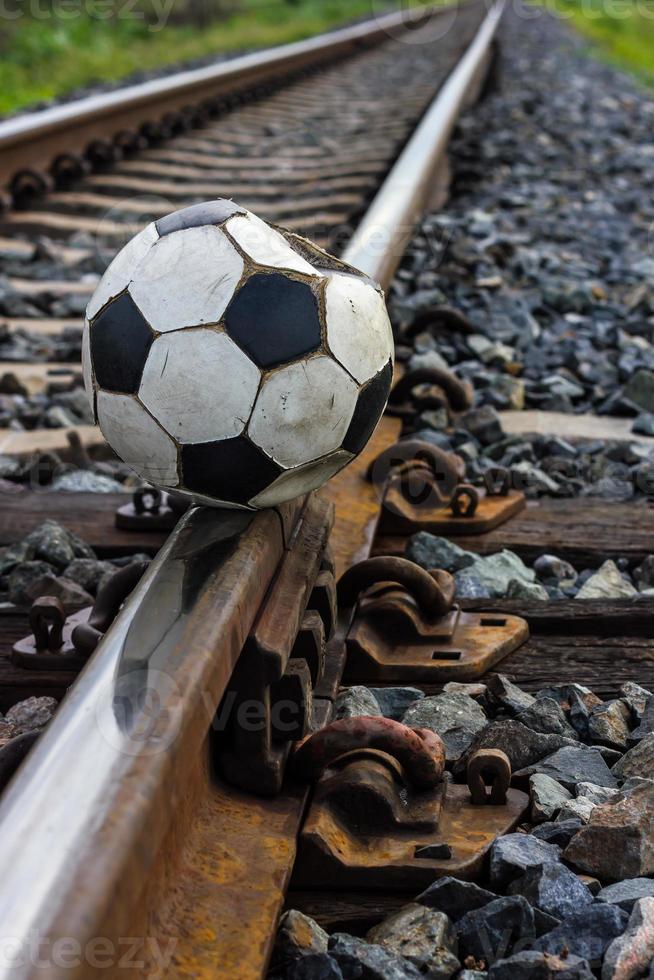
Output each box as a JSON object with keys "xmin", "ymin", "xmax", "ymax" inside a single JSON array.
[{"xmin": 0, "ymin": 3, "xmax": 652, "ymax": 979}]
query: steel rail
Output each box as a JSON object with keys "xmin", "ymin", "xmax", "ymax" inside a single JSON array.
[
  {"xmin": 0, "ymin": 2, "xmax": 462, "ymax": 198},
  {"xmin": 0, "ymin": 6, "xmax": 504, "ymax": 976},
  {"xmin": 343, "ymin": 0, "xmax": 506, "ymax": 288}
]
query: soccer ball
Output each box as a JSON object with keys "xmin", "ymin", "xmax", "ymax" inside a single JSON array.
[{"xmin": 83, "ymin": 200, "xmax": 394, "ymax": 509}]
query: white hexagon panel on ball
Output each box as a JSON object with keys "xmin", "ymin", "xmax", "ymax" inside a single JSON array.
[{"xmin": 83, "ymin": 199, "xmax": 394, "ymax": 510}]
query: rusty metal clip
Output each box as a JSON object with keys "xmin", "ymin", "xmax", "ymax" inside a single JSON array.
[
  {"xmin": 12, "ymin": 561, "xmax": 149, "ymax": 671},
  {"xmin": 467, "ymin": 749, "xmax": 511, "ymax": 805},
  {"xmin": 370, "ymin": 438, "xmax": 525, "ymax": 536},
  {"xmin": 338, "ymin": 557, "xmax": 455, "ymax": 621},
  {"xmin": 115, "ymin": 487, "xmax": 189, "ymax": 531},
  {"xmin": 340, "ymin": 556, "xmax": 529, "ymax": 683},
  {"xmin": 292, "ymin": 717, "xmax": 529, "ymax": 891},
  {"xmin": 386, "ymin": 367, "xmax": 474, "ymax": 418},
  {"xmin": 71, "ymin": 561, "xmax": 150, "ymax": 657},
  {"xmin": 368, "ymin": 439, "xmax": 465, "ymax": 507},
  {"xmin": 483, "ymin": 466, "xmax": 511, "ymax": 497},
  {"xmin": 292, "ymin": 716, "xmax": 446, "ymax": 790},
  {"xmin": 450, "ymin": 483, "xmax": 480, "ymax": 517}
]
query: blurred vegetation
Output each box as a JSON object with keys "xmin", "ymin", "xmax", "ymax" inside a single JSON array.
[
  {"xmin": 0, "ymin": 0, "xmax": 433, "ymax": 114},
  {"xmin": 543, "ymin": 0, "xmax": 654, "ymax": 87}
]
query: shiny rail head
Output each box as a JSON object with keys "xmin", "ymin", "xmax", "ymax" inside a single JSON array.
[{"xmin": 0, "ymin": 503, "xmax": 292, "ymax": 949}]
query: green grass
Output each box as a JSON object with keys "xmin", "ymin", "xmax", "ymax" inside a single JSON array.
[
  {"xmin": 0, "ymin": 0, "xmax": 432, "ymax": 114},
  {"xmin": 542, "ymin": 0, "xmax": 654, "ymax": 87}
]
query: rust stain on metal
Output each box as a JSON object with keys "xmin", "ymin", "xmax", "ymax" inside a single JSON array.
[
  {"xmin": 153, "ymin": 769, "xmax": 308, "ymax": 979},
  {"xmin": 293, "ymin": 779, "xmax": 529, "ymax": 891},
  {"xmin": 292, "ymin": 717, "xmax": 446, "ymax": 791},
  {"xmin": 338, "ymin": 556, "xmax": 529, "ymax": 682},
  {"xmin": 467, "ymin": 749, "xmax": 511, "ymax": 805}
]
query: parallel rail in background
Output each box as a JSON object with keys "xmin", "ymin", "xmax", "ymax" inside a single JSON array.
[
  {"xmin": 0, "ymin": 5, "xmax": 505, "ymax": 978},
  {"xmin": 0, "ymin": 2, "xmax": 464, "ymax": 203}
]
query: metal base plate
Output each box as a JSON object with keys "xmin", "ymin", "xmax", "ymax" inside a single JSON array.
[
  {"xmin": 293, "ymin": 782, "xmax": 529, "ymax": 890},
  {"xmin": 344, "ymin": 610, "xmax": 529, "ymax": 682},
  {"xmin": 382, "ymin": 490, "xmax": 526, "ymax": 536},
  {"xmin": 11, "ymin": 607, "xmax": 91, "ymax": 671}
]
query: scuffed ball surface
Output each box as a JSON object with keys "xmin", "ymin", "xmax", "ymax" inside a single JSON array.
[{"xmin": 83, "ymin": 200, "xmax": 394, "ymax": 509}]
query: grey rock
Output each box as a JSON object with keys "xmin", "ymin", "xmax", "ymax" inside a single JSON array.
[
  {"xmin": 536, "ymin": 685, "xmax": 601, "ymax": 714},
  {"xmin": 575, "ymin": 782, "xmax": 620, "ymax": 805},
  {"xmin": 367, "ymin": 903, "xmax": 460, "ymax": 979},
  {"xmin": 23, "ymin": 519, "xmax": 95, "ymax": 569},
  {"xmin": 403, "ymin": 694, "xmax": 487, "ymax": 763},
  {"xmin": 596, "ymin": 745, "xmax": 624, "ymax": 765},
  {"xmin": 24, "ymin": 574, "xmax": 94, "ymax": 612},
  {"xmin": 455, "ymin": 722, "xmax": 576, "ymax": 778},
  {"xmin": 623, "ymin": 370, "xmax": 654, "ymax": 413},
  {"xmin": 588, "ymin": 699, "xmax": 632, "ymax": 751},
  {"xmin": 417, "ymin": 877, "xmax": 496, "ymax": 922},
  {"xmin": 533, "ymin": 554, "xmax": 578, "ymax": 584},
  {"xmin": 5, "ymin": 696, "xmax": 57, "ymax": 733},
  {"xmin": 621, "ymin": 681, "xmax": 652, "ymax": 718},
  {"xmin": 597, "ymin": 879, "xmax": 654, "ymax": 914},
  {"xmin": 568, "ymin": 693, "xmax": 596, "ymax": 741},
  {"xmin": 511, "ymin": 462, "xmax": 562, "ymax": 495},
  {"xmin": 458, "ymin": 973, "xmax": 488, "ymax": 980},
  {"xmin": 634, "ymin": 557, "xmax": 654, "ymax": 591},
  {"xmin": 565, "ymin": 781, "xmax": 654, "ymax": 880},
  {"xmin": 490, "ymin": 834, "xmax": 562, "ymax": 890},
  {"xmin": 329, "ymin": 934, "xmax": 424, "ymax": 980},
  {"xmin": 508, "ymin": 863, "xmax": 593, "ymax": 919},
  {"xmin": 455, "ymin": 551, "xmax": 535, "ymax": 600},
  {"xmin": 64, "ymin": 558, "xmax": 116, "ymax": 596},
  {"xmin": 442, "ymin": 682, "xmax": 487, "ymax": 699},
  {"xmin": 602, "ymin": 898, "xmax": 654, "ymax": 980},
  {"xmin": 488, "ymin": 952, "xmax": 593, "ymax": 980},
  {"xmin": 334, "ymin": 687, "xmax": 381, "ymax": 720},
  {"xmin": 457, "ymin": 896, "xmax": 535, "ymax": 964},
  {"xmin": 7, "ymin": 561, "xmax": 56, "ymax": 605},
  {"xmin": 0, "ymin": 455, "xmax": 21, "ymax": 480},
  {"xmin": 0, "ymin": 541, "xmax": 33, "ymax": 577},
  {"xmin": 530, "ymin": 774, "xmax": 572, "ymax": 823},
  {"xmin": 556, "ymin": 798, "xmax": 596, "ymax": 824},
  {"xmin": 460, "ymin": 406, "xmax": 504, "ymax": 446},
  {"xmin": 287, "ymin": 954, "xmax": 344, "ymax": 980},
  {"xmin": 408, "ymin": 349, "xmax": 450, "ymax": 374},
  {"xmin": 527, "ymin": 905, "xmax": 628, "ymax": 964},
  {"xmin": 613, "ymin": 733, "xmax": 654, "ymax": 781},
  {"xmin": 533, "ymin": 908, "xmax": 562, "ymax": 937},
  {"xmin": 514, "ymin": 746, "xmax": 619, "ymax": 790},
  {"xmin": 630, "ymin": 697, "xmax": 654, "ymax": 743},
  {"xmin": 622, "ymin": 777, "xmax": 654, "ymax": 793},
  {"xmin": 271, "ymin": 910, "xmax": 328, "ymax": 973},
  {"xmin": 506, "ymin": 579, "xmax": 549, "ymax": 600},
  {"xmin": 51, "ymin": 471, "xmax": 125, "ymax": 493},
  {"xmin": 576, "ymin": 560, "xmax": 637, "ymax": 599},
  {"xmin": 532, "ymin": 819, "xmax": 584, "ymax": 848},
  {"xmin": 517, "ymin": 699, "xmax": 578, "ymax": 740},
  {"xmin": 405, "ymin": 533, "xmax": 477, "ymax": 574},
  {"xmin": 369, "ymin": 688, "xmax": 424, "ymax": 722},
  {"xmin": 453, "ymin": 574, "xmax": 488, "ymax": 599}
]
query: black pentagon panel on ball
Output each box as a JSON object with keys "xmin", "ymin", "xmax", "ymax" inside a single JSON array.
[
  {"xmin": 342, "ymin": 360, "xmax": 393, "ymax": 455},
  {"xmin": 181, "ymin": 436, "xmax": 283, "ymax": 505},
  {"xmin": 224, "ymin": 272, "xmax": 322, "ymax": 368},
  {"xmin": 90, "ymin": 291, "xmax": 154, "ymax": 394},
  {"xmin": 155, "ymin": 200, "xmax": 246, "ymax": 237}
]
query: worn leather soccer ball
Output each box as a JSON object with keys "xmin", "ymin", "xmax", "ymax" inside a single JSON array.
[{"xmin": 83, "ymin": 200, "xmax": 394, "ymax": 509}]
